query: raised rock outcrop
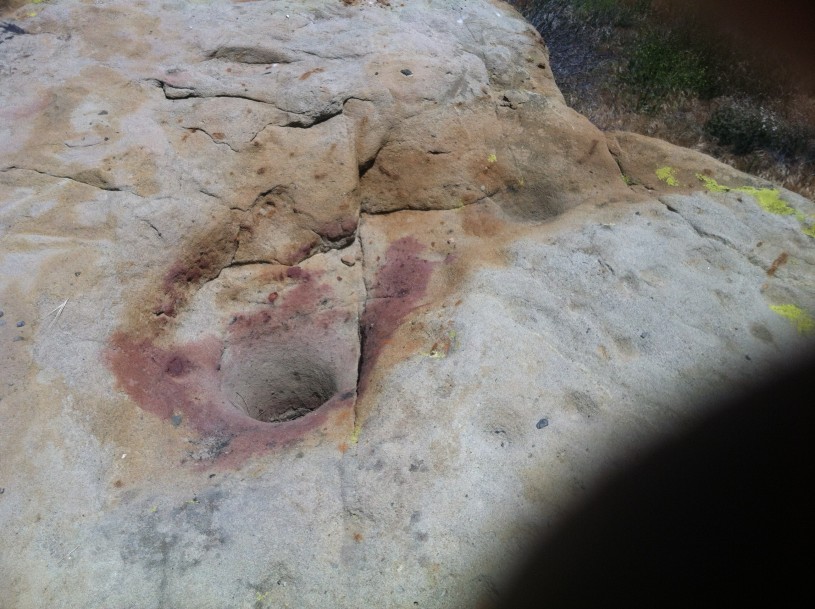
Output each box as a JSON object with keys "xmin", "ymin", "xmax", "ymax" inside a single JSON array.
[{"xmin": 1, "ymin": 1, "xmax": 813, "ymax": 607}]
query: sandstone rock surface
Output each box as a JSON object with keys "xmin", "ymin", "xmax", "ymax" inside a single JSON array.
[{"xmin": 1, "ymin": 1, "xmax": 813, "ymax": 607}]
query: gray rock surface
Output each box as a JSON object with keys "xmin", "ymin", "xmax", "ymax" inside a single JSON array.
[{"xmin": 1, "ymin": 1, "xmax": 813, "ymax": 607}]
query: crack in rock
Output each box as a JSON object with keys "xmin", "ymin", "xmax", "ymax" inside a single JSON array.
[
  {"xmin": 205, "ymin": 45, "xmax": 296, "ymax": 65},
  {"xmin": 0, "ymin": 165, "xmax": 131, "ymax": 194}
]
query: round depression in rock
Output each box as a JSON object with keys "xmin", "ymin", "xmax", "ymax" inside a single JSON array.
[{"xmin": 219, "ymin": 346, "xmax": 338, "ymax": 423}]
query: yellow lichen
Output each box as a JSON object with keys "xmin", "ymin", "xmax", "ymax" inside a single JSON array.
[
  {"xmin": 656, "ymin": 166, "xmax": 679, "ymax": 186},
  {"xmin": 737, "ymin": 186, "xmax": 795, "ymax": 216},
  {"xmin": 487, "ymin": 153, "xmax": 497, "ymax": 163},
  {"xmin": 770, "ymin": 304, "xmax": 815, "ymax": 336},
  {"xmin": 350, "ymin": 422, "xmax": 362, "ymax": 444},
  {"xmin": 697, "ymin": 175, "xmax": 814, "ymax": 238},
  {"xmin": 696, "ymin": 174, "xmax": 730, "ymax": 193}
]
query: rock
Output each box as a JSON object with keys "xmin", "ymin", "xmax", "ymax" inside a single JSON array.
[{"xmin": 0, "ymin": 1, "xmax": 813, "ymax": 608}]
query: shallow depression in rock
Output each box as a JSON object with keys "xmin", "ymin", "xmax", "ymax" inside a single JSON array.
[{"xmin": 220, "ymin": 348, "xmax": 338, "ymax": 423}]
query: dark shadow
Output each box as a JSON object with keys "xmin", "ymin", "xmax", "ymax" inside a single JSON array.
[{"xmin": 496, "ymin": 347, "xmax": 815, "ymax": 607}]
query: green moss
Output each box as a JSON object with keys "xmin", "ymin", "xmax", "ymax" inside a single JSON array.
[
  {"xmin": 769, "ymin": 304, "xmax": 815, "ymax": 337},
  {"xmin": 656, "ymin": 166, "xmax": 679, "ymax": 186},
  {"xmin": 803, "ymin": 223, "xmax": 815, "ymax": 238}
]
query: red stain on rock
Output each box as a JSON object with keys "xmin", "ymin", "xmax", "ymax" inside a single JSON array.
[
  {"xmin": 317, "ymin": 216, "xmax": 358, "ymax": 241},
  {"xmin": 105, "ymin": 270, "xmax": 357, "ymax": 468},
  {"xmin": 285, "ymin": 265, "xmax": 308, "ymax": 281},
  {"xmin": 166, "ymin": 354, "xmax": 194, "ymax": 377},
  {"xmin": 358, "ymin": 237, "xmax": 436, "ymax": 396},
  {"xmin": 106, "ymin": 222, "xmax": 437, "ymax": 466},
  {"xmin": 151, "ymin": 229, "xmax": 238, "ymax": 318},
  {"xmin": 106, "ymin": 334, "xmax": 223, "ymax": 426}
]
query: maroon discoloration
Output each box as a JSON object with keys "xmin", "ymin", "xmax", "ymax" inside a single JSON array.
[
  {"xmin": 106, "ymin": 334, "xmax": 224, "ymax": 426},
  {"xmin": 105, "ymin": 269, "xmax": 357, "ymax": 468},
  {"xmin": 166, "ymin": 355, "xmax": 193, "ymax": 377},
  {"xmin": 285, "ymin": 240, "xmax": 318, "ymax": 265},
  {"xmin": 317, "ymin": 216, "xmax": 359, "ymax": 241},
  {"xmin": 358, "ymin": 237, "xmax": 436, "ymax": 396},
  {"xmin": 285, "ymin": 266, "xmax": 308, "ymax": 280},
  {"xmin": 153, "ymin": 233, "xmax": 238, "ymax": 318},
  {"xmin": 227, "ymin": 275, "xmax": 335, "ymax": 342},
  {"xmin": 155, "ymin": 259, "xmax": 211, "ymax": 317}
]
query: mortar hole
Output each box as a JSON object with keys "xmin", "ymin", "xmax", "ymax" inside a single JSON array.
[{"xmin": 221, "ymin": 350, "xmax": 337, "ymax": 423}]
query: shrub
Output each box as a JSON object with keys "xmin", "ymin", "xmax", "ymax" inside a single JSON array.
[
  {"xmin": 623, "ymin": 30, "xmax": 719, "ymax": 110},
  {"xmin": 571, "ymin": 0, "xmax": 650, "ymax": 27},
  {"xmin": 705, "ymin": 104, "xmax": 772, "ymax": 155},
  {"xmin": 705, "ymin": 101, "xmax": 814, "ymax": 161}
]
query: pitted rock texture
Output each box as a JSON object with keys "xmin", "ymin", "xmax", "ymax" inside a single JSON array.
[{"xmin": 1, "ymin": 1, "xmax": 814, "ymax": 608}]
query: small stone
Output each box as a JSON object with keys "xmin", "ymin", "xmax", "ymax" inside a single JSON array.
[
  {"xmin": 536, "ymin": 418, "xmax": 549, "ymax": 429},
  {"xmin": 400, "ymin": 68, "xmax": 412, "ymax": 76},
  {"xmin": 16, "ymin": 320, "xmax": 24, "ymax": 327},
  {"xmin": 171, "ymin": 414, "xmax": 182, "ymax": 427},
  {"xmin": 0, "ymin": 310, "xmax": 4, "ymax": 318},
  {"xmin": 341, "ymin": 254, "xmax": 356, "ymax": 267},
  {"xmin": 12, "ymin": 336, "xmax": 25, "ymax": 342}
]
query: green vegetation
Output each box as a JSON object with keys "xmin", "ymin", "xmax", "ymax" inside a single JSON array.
[
  {"xmin": 569, "ymin": 0, "xmax": 649, "ymax": 26},
  {"xmin": 705, "ymin": 100, "xmax": 814, "ymax": 160},
  {"xmin": 510, "ymin": 0, "xmax": 815, "ymax": 199},
  {"xmin": 623, "ymin": 30, "xmax": 720, "ymax": 110}
]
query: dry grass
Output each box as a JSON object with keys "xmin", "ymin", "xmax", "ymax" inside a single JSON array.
[{"xmin": 510, "ymin": 0, "xmax": 815, "ymax": 200}]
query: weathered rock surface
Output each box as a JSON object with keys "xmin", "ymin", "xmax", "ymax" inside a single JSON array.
[{"xmin": 0, "ymin": 1, "xmax": 813, "ymax": 607}]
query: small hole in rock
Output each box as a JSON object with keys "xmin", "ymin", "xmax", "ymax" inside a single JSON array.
[{"xmin": 220, "ymin": 349, "xmax": 338, "ymax": 423}]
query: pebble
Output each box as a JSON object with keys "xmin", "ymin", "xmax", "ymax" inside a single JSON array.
[
  {"xmin": 0, "ymin": 310, "xmax": 4, "ymax": 318},
  {"xmin": 341, "ymin": 254, "xmax": 356, "ymax": 267},
  {"xmin": 16, "ymin": 320, "xmax": 24, "ymax": 327},
  {"xmin": 536, "ymin": 418, "xmax": 549, "ymax": 429},
  {"xmin": 400, "ymin": 68, "xmax": 412, "ymax": 76}
]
